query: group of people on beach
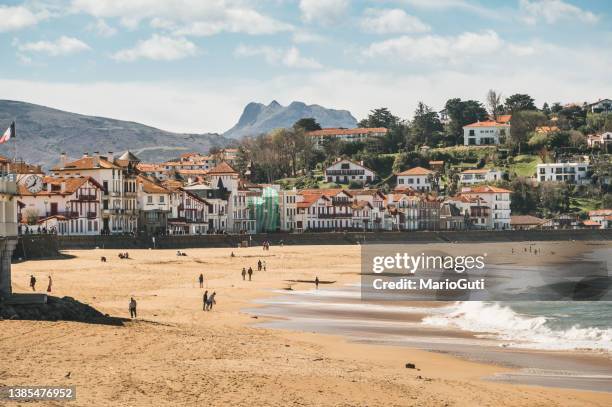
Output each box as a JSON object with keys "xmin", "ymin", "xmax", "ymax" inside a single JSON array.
[
  {"xmin": 28, "ymin": 274, "xmax": 52, "ymax": 293},
  {"xmin": 262, "ymin": 241, "xmax": 271, "ymax": 251},
  {"xmin": 118, "ymin": 252, "xmax": 130, "ymax": 259},
  {"xmin": 511, "ymin": 246, "xmax": 548, "ymax": 255},
  {"xmin": 241, "ymin": 259, "xmax": 267, "ymax": 281}
]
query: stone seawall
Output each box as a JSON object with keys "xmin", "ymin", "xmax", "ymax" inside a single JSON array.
[{"xmin": 12, "ymin": 229, "xmax": 612, "ymax": 260}]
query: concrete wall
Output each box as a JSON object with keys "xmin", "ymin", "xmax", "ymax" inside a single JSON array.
[{"xmin": 12, "ymin": 229, "xmax": 611, "ymax": 258}]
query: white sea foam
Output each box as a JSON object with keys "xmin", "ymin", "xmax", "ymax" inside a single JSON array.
[{"xmin": 422, "ymin": 302, "xmax": 612, "ymax": 352}]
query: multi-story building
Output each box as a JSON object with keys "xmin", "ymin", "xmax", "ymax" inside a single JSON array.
[
  {"xmin": 205, "ymin": 162, "xmax": 255, "ymax": 234},
  {"xmin": 587, "ymin": 132, "xmax": 612, "ymax": 150},
  {"xmin": 324, "ymin": 158, "xmax": 376, "ymax": 185},
  {"xmin": 459, "ymin": 186, "xmax": 512, "ymax": 230},
  {"xmin": 306, "ymin": 127, "xmax": 387, "ymax": 148},
  {"xmin": 385, "ymin": 193, "xmax": 440, "ymax": 231},
  {"xmin": 536, "ymin": 162, "xmax": 590, "ymax": 184},
  {"xmin": 460, "ymin": 168, "xmax": 503, "ymax": 185},
  {"xmin": 396, "ymin": 167, "xmax": 435, "ymax": 192},
  {"xmin": 588, "ymin": 209, "xmax": 612, "ymax": 229},
  {"xmin": 463, "ymin": 120, "xmax": 510, "ymax": 145},
  {"xmin": 17, "ymin": 175, "xmax": 103, "ymax": 235},
  {"xmin": 279, "ymin": 188, "xmax": 298, "ymax": 232},
  {"xmin": 51, "ymin": 151, "xmax": 140, "ymax": 234},
  {"xmin": 586, "ymin": 98, "xmax": 612, "ymax": 114},
  {"xmin": 182, "ymin": 183, "xmax": 229, "ymax": 233},
  {"xmin": 136, "ymin": 175, "xmax": 171, "ymax": 235}
]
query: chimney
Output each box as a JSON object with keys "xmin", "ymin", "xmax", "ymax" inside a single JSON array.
[
  {"xmin": 107, "ymin": 151, "xmax": 114, "ymax": 161},
  {"xmin": 83, "ymin": 152, "xmax": 89, "ymax": 158},
  {"xmin": 61, "ymin": 181, "xmax": 66, "ymax": 193},
  {"xmin": 60, "ymin": 152, "xmax": 67, "ymax": 167},
  {"xmin": 94, "ymin": 151, "xmax": 100, "ymax": 158}
]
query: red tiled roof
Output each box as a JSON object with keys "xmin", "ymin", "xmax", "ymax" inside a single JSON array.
[
  {"xmin": 18, "ymin": 176, "xmax": 102, "ymax": 196},
  {"xmin": 208, "ymin": 161, "xmax": 237, "ymax": 174},
  {"xmin": 496, "ymin": 114, "xmax": 512, "ymax": 124},
  {"xmin": 510, "ymin": 215, "xmax": 545, "ymax": 225},
  {"xmin": 464, "ymin": 185, "xmax": 512, "ymax": 194},
  {"xmin": 464, "ymin": 120, "xmax": 510, "ymax": 128},
  {"xmin": 52, "ymin": 156, "xmax": 118, "ymax": 171},
  {"xmin": 397, "ymin": 166, "xmax": 433, "ymax": 176},
  {"xmin": 582, "ymin": 220, "xmax": 601, "ymax": 226},
  {"xmin": 589, "ymin": 209, "xmax": 612, "ymax": 216},
  {"xmin": 137, "ymin": 175, "xmax": 170, "ymax": 194},
  {"xmin": 461, "ymin": 168, "xmax": 496, "ymax": 174}
]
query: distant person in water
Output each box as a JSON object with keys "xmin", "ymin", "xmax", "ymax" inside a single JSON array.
[
  {"xmin": 129, "ymin": 297, "xmax": 137, "ymax": 318},
  {"xmin": 47, "ymin": 275, "xmax": 52, "ymax": 293},
  {"xmin": 241, "ymin": 268, "xmax": 246, "ymax": 280},
  {"xmin": 29, "ymin": 275, "xmax": 36, "ymax": 291},
  {"xmin": 198, "ymin": 273, "xmax": 204, "ymax": 288},
  {"xmin": 315, "ymin": 276, "xmax": 319, "ymax": 289},
  {"xmin": 202, "ymin": 290, "xmax": 208, "ymax": 311},
  {"xmin": 248, "ymin": 267, "xmax": 253, "ymax": 281}
]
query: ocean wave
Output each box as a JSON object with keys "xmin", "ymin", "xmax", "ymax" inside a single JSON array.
[{"xmin": 422, "ymin": 302, "xmax": 612, "ymax": 352}]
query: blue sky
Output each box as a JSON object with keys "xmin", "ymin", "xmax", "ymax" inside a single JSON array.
[{"xmin": 1, "ymin": 0, "xmax": 611, "ymax": 133}]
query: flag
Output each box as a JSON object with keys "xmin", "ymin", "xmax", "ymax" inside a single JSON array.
[{"xmin": 0, "ymin": 121, "xmax": 15, "ymax": 144}]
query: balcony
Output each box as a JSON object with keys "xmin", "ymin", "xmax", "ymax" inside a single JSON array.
[
  {"xmin": 317, "ymin": 212, "xmax": 352, "ymax": 219},
  {"xmin": 77, "ymin": 194, "xmax": 97, "ymax": 201},
  {"xmin": 326, "ymin": 169, "xmax": 365, "ymax": 176}
]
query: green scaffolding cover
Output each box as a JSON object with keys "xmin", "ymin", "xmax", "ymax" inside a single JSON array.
[{"xmin": 248, "ymin": 187, "xmax": 280, "ymax": 232}]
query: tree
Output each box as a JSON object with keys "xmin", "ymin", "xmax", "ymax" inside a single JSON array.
[
  {"xmin": 504, "ymin": 93, "xmax": 537, "ymax": 113},
  {"xmin": 510, "ymin": 177, "xmax": 538, "ymax": 215},
  {"xmin": 409, "ymin": 102, "xmax": 443, "ymax": 147},
  {"xmin": 509, "ymin": 110, "xmax": 548, "ymax": 153},
  {"xmin": 486, "ymin": 89, "xmax": 503, "ymax": 120},
  {"xmin": 542, "ymin": 102, "xmax": 551, "ymax": 116},
  {"xmin": 293, "ymin": 117, "xmax": 321, "ymax": 131},
  {"xmin": 359, "ymin": 108, "xmax": 399, "ymax": 129},
  {"xmin": 557, "ymin": 105, "xmax": 586, "ymax": 130},
  {"xmin": 444, "ymin": 98, "xmax": 488, "ymax": 145},
  {"xmin": 551, "ymin": 102, "xmax": 563, "ymax": 114}
]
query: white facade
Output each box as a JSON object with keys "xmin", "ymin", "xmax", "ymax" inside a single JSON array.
[
  {"xmin": 396, "ymin": 167, "xmax": 434, "ymax": 192},
  {"xmin": 460, "ymin": 186, "xmax": 511, "ymax": 230},
  {"xmin": 536, "ymin": 162, "xmax": 590, "ymax": 184},
  {"xmin": 463, "ymin": 121, "xmax": 510, "ymax": 145},
  {"xmin": 325, "ymin": 159, "xmax": 376, "ymax": 185},
  {"xmin": 279, "ymin": 188, "xmax": 297, "ymax": 232},
  {"xmin": 460, "ymin": 169, "xmax": 502, "ymax": 185}
]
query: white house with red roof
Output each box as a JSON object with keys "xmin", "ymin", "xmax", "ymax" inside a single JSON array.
[
  {"xmin": 588, "ymin": 209, "xmax": 612, "ymax": 229},
  {"xmin": 396, "ymin": 167, "xmax": 434, "ymax": 192},
  {"xmin": 324, "ymin": 158, "xmax": 376, "ymax": 185},
  {"xmin": 460, "ymin": 168, "xmax": 503, "ymax": 185},
  {"xmin": 463, "ymin": 119, "xmax": 510, "ymax": 146},
  {"xmin": 459, "ymin": 185, "xmax": 512, "ymax": 230},
  {"xmin": 17, "ymin": 176, "xmax": 103, "ymax": 235}
]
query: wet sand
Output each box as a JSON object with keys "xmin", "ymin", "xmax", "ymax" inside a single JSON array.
[{"xmin": 1, "ymin": 242, "xmax": 611, "ymax": 406}]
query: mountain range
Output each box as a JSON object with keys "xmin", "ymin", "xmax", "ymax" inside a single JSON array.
[
  {"xmin": 0, "ymin": 100, "xmax": 228, "ymax": 169},
  {"xmin": 223, "ymin": 100, "xmax": 357, "ymax": 139},
  {"xmin": 0, "ymin": 99, "xmax": 358, "ymax": 169}
]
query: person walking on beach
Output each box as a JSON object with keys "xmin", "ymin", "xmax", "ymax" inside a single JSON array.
[
  {"xmin": 202, "ymin": 290, "xmax": 208, "ymax": 311},
  {"xmin": 198, "ymin": 273, "xmax": 204, "ymax": 288},
  {"xmin": 257, "ymin": 260, "xmax": 262, "ymax": 271},
  {"xmin": 29, "ymin": 275, "xmax": 36, "ymax": 291},
  {"xmin": 47, "ymin": 275, "xmax": 52, "ymax": 293},
  {"xmin": 247, "ymin": 267, "xmax": 253, "ymax": 281},
  {"xmin": 315, "ymin": 276, "xmax": 319, "ymax": 290},
  {"xmin": 205, "ymin": 292, "xmax": 216, "ymax": 311},
  {"xmin": 129, "ymin": 297, "xmax": 137, "ymax": 319},
  {"xmin": 263, "ymin": 260, "xmax": 266, "ymax": 271},
  {"xmin": 241, "ymin": 267, "xmax": 246, "ymax": 280}
]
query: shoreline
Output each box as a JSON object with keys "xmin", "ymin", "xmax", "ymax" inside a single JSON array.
[{"xmin": 3, "ymin": 241, "xmax": 611, "ymax": 406}]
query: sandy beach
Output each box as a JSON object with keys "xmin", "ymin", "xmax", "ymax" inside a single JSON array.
[{"xmin": 2, "ymin": 241, "xmax": 611, "ymax": 406}]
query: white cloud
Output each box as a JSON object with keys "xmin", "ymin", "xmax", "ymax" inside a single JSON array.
[
  {"xmin": 70, "ymin": 0, "xmax": 292, "ymax": 35},
  {"xmin": 299, "ymin": 0, "xmax": 348, "ymax": 25},
  {"xmin": 363, "ymin": 30, "xmax": 503, "ymax": 62},
  {"xmin": 519, "ymin": 0, "xmax": 599, "ymax": 25},
  {"xmin": 360, "ymin": 8, "xmax": 430, "ymax": 34},
  {"xmin": 292, "ymin": 30, "xmax": 327, "ymax": 44},
  {"xmin": 235, "ymin": 45, "xmax": 322, "ymax": 69},
  {"xmin": 394, "ymin": 0, "xmax": 498, "ymax": 17},
  {"xmin": 88, "ymin": 19, "xmax": 117, "ymax": 37},
  {"xmin": 112, "ymin": 34, "xmax": 198, "ymax": 62},
  {"xmin": 18, "ymin": 36, "xmax": 91, "ymax": 56},
  {"xmin": 0, "ymin": 5, "xmax": 49, "ymax": 32}
]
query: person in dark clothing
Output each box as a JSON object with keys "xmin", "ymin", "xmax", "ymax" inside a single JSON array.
[
  {"xmin": 247, "ymin": 267, "xmax": 253, "ymax": 281},
  {"xmin": 241, "ymin": 268, "xmax": 246, "ymax": 280},
  {"xmin": 205, "ymin": 292, "xmax": 216, "ymax": 311},
  {"xmin": 315, "ymin": 276, "xmax": 319, "ymax": 289},
  {"xmin": 257, "ymin": 260, "xmax": 262, "ymax": 271},
  {"xmin": 47, "ymin": 275, "xmax": 52, "ymax": 293},
  {"xmin": 129, "ymin": 297, "xmax": 137, "ymax": 318},
  {"xmin": 202, "ymin": 290, "xmax": 208, "ymax": 311},
  {"xmin": 198, "ymin": 273, "xmax": 204, "ymax": 288},
  {"xmin": 29, "ymin": 275, "xmax": 36, "ymax": 291}
]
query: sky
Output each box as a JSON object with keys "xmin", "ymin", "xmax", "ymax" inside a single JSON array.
[{"xmin": 1, "ymin": 0, "xmax": 611, "ymax": 134}]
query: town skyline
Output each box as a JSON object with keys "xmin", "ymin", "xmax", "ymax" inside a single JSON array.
[{"xmin": 1, "ymin": 0, "xmax": 612, "ymax": 133}]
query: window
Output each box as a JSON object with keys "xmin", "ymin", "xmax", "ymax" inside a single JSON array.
[
  {"xmin": 147, "ymin": 196, "xmax": 153, "ymax": 204},
  {"xmin": 159, "ymin": 195, "xmax": 165, "ymax": 203}
]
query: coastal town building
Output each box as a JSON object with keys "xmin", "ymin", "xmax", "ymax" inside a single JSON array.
[
  {"xmin": 586, "ymin": 98, "xmax": 612, "ymax": 114},
  {"xmin": 306, "ymin": 128, "xmax": 387, "ymax": 148},
  {"xmin": 459, "ymin": 186, "xmax": 511, "ymax": 230},
  {"xmin": 588, "ymin": 209, "xmax": 612, "ymax": 229},
  {"xmin": 587, "ymin": 132, "xmax": 612, "ymax": 150},
  {"xmin": 460, "ymin": 168, "xmax": 503, "ymax": 185},
  {"xmin": 17, "ymin": 175, "xmax": 103, "ymax": 235},
  {"xmin": 536, "ymin": 162, "xmax": 590, "ymax": 184},
  {"xmin": 396, "ymin": 167, "xmax": 435, "ymax": 192},
  {"xmin": 462, "ymin": 120, "xmax": 510, "ymax": 146},
  {"xmin": 385, "ymin": 193, "xmax": 440, "ymax": 231},
  {"xmin": 136, "ymin": 175, "xmax": 172, "ymax": 235},
  {"xmin": 324, "ymin": 159, "xmax": 376, "ymax": 185},
  {"xmin": 510, "ymin": 215, "xmax": 546, "ymax": 230}
]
